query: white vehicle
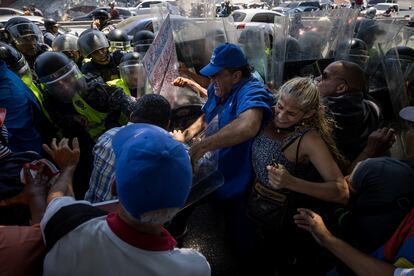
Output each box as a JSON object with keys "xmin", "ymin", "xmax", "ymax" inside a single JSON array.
[
  {"xmin": 231, "ymin": 9, "xmax": 283, "ymax": 32},
  {"xmin": 360, "ymin": 3, "xmax": 399, "ymax": 16},
  {"xmin": 129, "ymin": 0, "xmax": 176, "ymax": 15},
  {"xmin": 0, "ymin": 8, "xmax": 24, "ymax": 16}
]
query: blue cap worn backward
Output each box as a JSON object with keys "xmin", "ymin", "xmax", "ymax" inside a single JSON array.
[
  {"xmin": 112, "ymin": 123, "xmax": 192, "ymax": 220},
  {"xmin": 200, "ymin": 43, "xmax": 248, "ymax": 77}
]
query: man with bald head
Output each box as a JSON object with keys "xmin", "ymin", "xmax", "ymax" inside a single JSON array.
[{"xmin": 316, "ymin": 60, "xmax": 382, "ymax": 162}]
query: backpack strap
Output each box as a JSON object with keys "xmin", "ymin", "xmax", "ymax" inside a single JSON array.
[{"xmin": 43, "ymin": 203, "xmax": 108, "ymax": 252}]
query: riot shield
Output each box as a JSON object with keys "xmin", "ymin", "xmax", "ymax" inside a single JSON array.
[
  {"xmin": 376, "ymin": 25, "xmax": 414, "ymax": 116},
  {"xmin": 237, "ymin": 26, "xmax": 268, "ymax": 82},
  {"xmin": 380, "ymin": 47, "xmax": 413, "ymax": 119},
  {"xmin": 176, "ymin": 0, "xmax": 216, "ymax": 18},
  {"xmin": 270, "ymin": 9, "xmax": 356, "ymax": 87},
  {"xmin": 359, "ymin": 20, "xmax": 405, "ymax": 119},
  {"xmin": 183, "ymin": 116, "xmax": 224, "ymax": 208}
]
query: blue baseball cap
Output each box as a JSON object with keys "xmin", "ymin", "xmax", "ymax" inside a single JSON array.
[
  {"xmin": 200, "ymin": 43, "xmax": 248, "ymax": 77},
  {"xmin": 112, "ymin": 123, "xmax": 192, "ymax": 220}
]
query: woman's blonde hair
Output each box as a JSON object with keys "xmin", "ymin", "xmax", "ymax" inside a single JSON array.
[{"xmin": 277, "ymin": 77, "xmax": 348, "ymax": 169}]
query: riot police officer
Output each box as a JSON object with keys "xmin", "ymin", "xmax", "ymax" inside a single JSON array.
[
  {"xmin": 43, "ymin": 18, "xmax": 59, "ymax": 47},
  {"xmin": 91, "ymin": 9, "xmax": 115, "ymax": 35},
  {"xmin": 52, "ymin": 33, "xmax": 83, "ymax": 68},
  {"xmin": 4, "ymin": 17, "xmax": 51, "ymax": 68},
  {"xmin": 132, "ymin": 30, "xmax": 155, "ymax": 55},
  {"xmin": 34, "ymin": 51, "xmax": 136, "ymax": 141},
  {"xmin": 108, "ymin": 29, "xmax": 132, "ymax": 52},
  {"xmin": 107, "ymin": 52, "xmax": 149, "ymax": 98},
  {"xmin": 78, "ymin": 29, "xmax": 124, "ymax": 82}
]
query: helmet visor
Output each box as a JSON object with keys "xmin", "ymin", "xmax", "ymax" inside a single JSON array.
[
  {"xmin": 39, "ymin": 62, "xmax": 86, "ymax": 103},
  {"xmin": 8, "ymin": 23, "xmax": 43, "ymax": 45},
  {"xmin": 119, "ymin": 60, "xmax": 146, "ymax": 94}
]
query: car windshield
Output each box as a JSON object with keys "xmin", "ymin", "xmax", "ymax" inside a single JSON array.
[
  {"xmin": 278, "ymin": 3, "xmax": 290, "ymax": 7},
  {"xmin": 287, "ymin": 2, "xmax": 299, "ymax": 8},
  {"xmin": 375, "ymin": 4, "xmax": 391, "ymax": 10},
  {"xmin": 232, "ymin": 12, "xmax": 246, "ymax": 22}
]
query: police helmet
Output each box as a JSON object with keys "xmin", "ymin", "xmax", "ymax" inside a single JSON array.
[
  {"xmin": 34, "ymin": 52, "xmax": 86, "ymax": 103},
  {"xmin": 4, "ymin": 16, "xmax": 43, "ymax": 45},
  {"xmin": 132, "ymin": 30, "xmax": 155, "ymax": 54},
  {"xmin": 108, "ymin": 29, "xmax": 132, "ymax": 51},
  {"xmin": 52, "ymin": 33, "xmax": 79, "ymax": 52},
  {"xmin": 44, "ymin": 18, "xmax": 58, "ymax": 31},
  {"xmin": 77, "ymin": 29, "xmax": 109, "ymax": 58}
]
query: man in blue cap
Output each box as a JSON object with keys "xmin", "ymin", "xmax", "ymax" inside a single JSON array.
[
  {"xmin": 173, "ymin": 43, "xmax": 273, "ymax": 261},
  {"xmin": 40, "ymin": 125, "xmax": 210, "ymax": 276}
]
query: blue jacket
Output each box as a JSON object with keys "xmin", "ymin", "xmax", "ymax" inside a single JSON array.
[{"xmin": 0, "ymin": 60, "xmax": 42, "ymax": 153}]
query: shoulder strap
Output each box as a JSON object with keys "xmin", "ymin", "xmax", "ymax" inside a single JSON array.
[{"xmin": 43, "ymin": 203, "xmax": 107, "ymax": 252}]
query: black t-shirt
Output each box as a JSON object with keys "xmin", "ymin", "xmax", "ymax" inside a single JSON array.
[{"xmin": 348, "ymin": 157, "xmax": 414, "ymax": 253}]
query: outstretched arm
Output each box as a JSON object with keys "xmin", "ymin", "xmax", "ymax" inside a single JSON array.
[
  {"xmin": 189, "ymin": 108, "xmax": 263, "ymax": 166},
  {"xmin": 294, "ymin": 208, "xmax": 396, "ymax": 276},
  {"xmin": 42, "ymin": 138, "xmax": 80, "ymax": 204}
]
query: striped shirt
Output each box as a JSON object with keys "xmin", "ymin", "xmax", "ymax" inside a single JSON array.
[{"xmin": 0, "ymin": 125, "xmax": 11, "ymax": 159}]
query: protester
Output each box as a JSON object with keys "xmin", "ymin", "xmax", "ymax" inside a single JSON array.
[
  {"xmin": 85, "ymin": 94, "xmax": 171, "ymax": 203},
  {"xmin": 250, "ymin": 76, "xmax": 348, "ymax": 274},
  {"xmin": 294, "ymin": 208, "xmax": 414, "ymax": 276},
  {"xmin": 0, "ymin": 59, "xmax": 42, "ymax": 153},
  {"xmin": 109, "ymin": 2, "xmax": 120, "ymax": 20},
  {"xmin": 316, "ymin": 60, "xmax": 382, "ymax": 163},
  {"xmin": 41, "ymin": 126, "xmax": 211, "ymax": 276},
  {"xmin": 171, "ymin": 43, "xmax": 273, "ymax": 270},
  {"xmin": 337, "ymin": 106, "xmax": 414, "ymax": 254},
  {"xmin": 0, "ymin": 135, "xmax": 80, "ymax": 276}
]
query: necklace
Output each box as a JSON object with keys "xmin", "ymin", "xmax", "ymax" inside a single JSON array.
[{"xmin": 275, "ymin": 124, "xmax": 297, "ymax": 134}]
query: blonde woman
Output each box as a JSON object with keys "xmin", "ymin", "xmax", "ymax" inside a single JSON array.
[{"xmin": 249, "ymin": 77, "xmax": 349, "ymax": 274}]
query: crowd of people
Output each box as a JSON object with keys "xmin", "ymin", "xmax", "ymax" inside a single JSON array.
[{"xmin": 0, "ymin": 3, "xmax": 414, "ymax": 276}]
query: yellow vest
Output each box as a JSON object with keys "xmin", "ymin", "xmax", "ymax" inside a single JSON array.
[
  {"xmin": 72, "ymin": 93, "xmax": 107, "ymax": 141},
  {"xmin": 106, "ymin": 78, "xmax": 131, "ymax": 96},
  {"xmin": 27, "ymin": 81, "xmax": 53, "ymax": 124}
]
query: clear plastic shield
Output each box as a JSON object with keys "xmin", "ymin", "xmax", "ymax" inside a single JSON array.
[
  {"xmin": 271, "ymin": 9, "xmax": 355, "ymax": 87},
  {"xmin": 171, "ymin": 16, "xmax": 237, "ymax": 74},
  {"xmin": 183, "ymin": 117, "xmax": 224, "ymax": 208},
  {"xmin": 362, "ymin": 21, "xmax": 404, "ymax": 94},
  {"xmin": 176, "ymin": 0, "xmax": 216, "ymax": 18},
  {"xmin": 381, "ymin": 53, "xmax": 411, "ymax": 117},
  {"xmin": 237, "ymin": 26, "xmax": 268, "ymax": 81}
]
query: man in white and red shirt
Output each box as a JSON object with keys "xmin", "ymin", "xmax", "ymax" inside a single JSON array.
[{"xmin": 40, "ymin": 124, "xmax": 210, "ymax": 276}]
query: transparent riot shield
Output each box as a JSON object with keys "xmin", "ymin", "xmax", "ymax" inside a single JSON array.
[
  {"xmin": 236, "ymin": 26, "xmax": 268, "ymax": 82},
  {"xmin": 183, "ymin": 116, "xmax": 224, "ymax": 209},
  {"xmin": 360, "ymin": 20, "xmax": 404, "ymax": 119},
  {"xmin": 376, "ymin": 26, "xmax": 414, "ymax": 117},
  {"xmin": 380, "ymin": 49, "xmax": 412, "ymax": 118},
  {"xmin": 176, "ymin": 0, "xmax": 216, "ymax": 18},
  {"xmin": 271, "ymin": 9, "xmax": 355, "ymax": 87}
]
